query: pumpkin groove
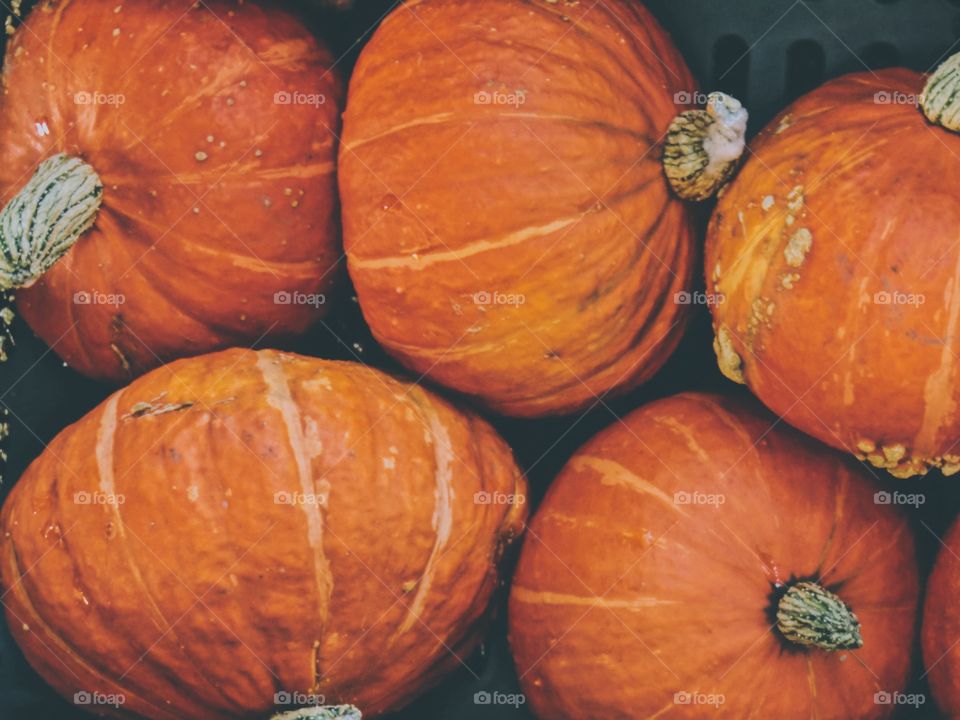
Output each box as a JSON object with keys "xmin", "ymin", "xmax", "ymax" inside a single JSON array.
[{"xmin": 1, "ymin": 349, "xmax": 526, "ymax": 718}]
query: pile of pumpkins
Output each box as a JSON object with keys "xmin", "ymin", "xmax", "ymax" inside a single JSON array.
[{"xmin": 2, "ymin": 0, "xmax": 960, "ymax": 718}]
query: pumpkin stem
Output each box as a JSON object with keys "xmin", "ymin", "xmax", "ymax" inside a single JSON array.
[
  {"xmin": 270, "ymin": 706, "xmax": 362, "ymax": 720},
  {"xmin": 663, "ymin": 91, "xmax": 748, "ymax": 201},
  {"xmin": 0, "ymin": 153, "xmax": 103, "ymax": 291},
  {"xmin": 922, "ymin": 53, "xmax": 960, "ymax": 131},
  {"xmin": 776, "ymin": 581, "xmax": 863, "ymax": 651}
]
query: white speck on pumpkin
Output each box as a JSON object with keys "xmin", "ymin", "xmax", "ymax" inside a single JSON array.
[
  {"xmin": 781, "ymin": 272, "xmax": 800, "ymax": 289},
  {"xmin": 112, "ymin": 27, "xmax": 120, "ymax": 37},
  {"xmin": 195, "ymin": 151, "xmax": 208, "ymax": 162},
  {"xmin": 775, "ymin": 114, "xmax": 795, "ymax": 134},
  {"xmin": 761, "ymin": 195, "xmax": 775, "ymax": 211},
  {"xmin": 784, "ymin": 228, "xmax": 813, "ymax": 268}
]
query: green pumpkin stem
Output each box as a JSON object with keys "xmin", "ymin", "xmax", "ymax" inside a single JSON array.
[
  {"xmin": 270, "ymin": 705, "xmax": 362, "ymax": 720},
  {"xmin": 776, "ymin": 581, "xmax": 863, "ymax": 651},
  {"xmin": 0, "ymin": 153, "xmax": 102, "ymax": 291}
]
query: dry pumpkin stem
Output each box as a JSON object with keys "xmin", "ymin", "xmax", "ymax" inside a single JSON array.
[
  {"xmin": 663, "ymin": 91, "xmax": 748, "ymax": 201},
  {"xmin": 776, "ymin": 581, "xmax": 863, "ymax": 651},
  {"xmin": 270, "ymin": 706, "xmax": 362, "ymax": 720},
  {"xmin": 0, "ymin": 153, "xmax": 102, "ymax": 290},
  {"xmin": 921, "ymin": 51, "xmax": 960, "ymax": 131}
]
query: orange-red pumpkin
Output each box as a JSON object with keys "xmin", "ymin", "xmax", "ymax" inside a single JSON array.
[
  {"xmin": 0, "ymin": 0, "xmax": 343, "ymax": 382},
  {"xmin": 509, "ymin": 392, "xmax": 919, "ymax": 719},
  {"xmin": 923, "ymin": 517, "xmax": 960, "ymax": 717},
  {"xmin": 705, "ymin": 68, "xmax": 960, "ymax": 478},
  {"xmin": 339, "ymin": 0, "xmax": 697, "ymax": 417},
  {"xmin": 0, "ymin": 348, "xmax": 526, "ymax": 719}
]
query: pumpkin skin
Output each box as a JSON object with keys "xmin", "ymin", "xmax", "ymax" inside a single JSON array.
[
  {"xmin": 923, "ymin": 517, "xmax": 960, "ymax": 718},
  {"xmin": 706, "ymin": 68, "xmax": 960, "ymax": 478},
  {"xmin": 0, "ymin": 0, "xmax": 343, "ymax": 383},
  {"xmin": 339, "ymin": 0, "xmax": 697, "ymax": 418},
  {"xmin": 509, "ymin": 392, "xmax": 919, "ymax": 719},
  {"xmin": 0, "ymin": 348, "xmax": 526, "ymax": 719}
]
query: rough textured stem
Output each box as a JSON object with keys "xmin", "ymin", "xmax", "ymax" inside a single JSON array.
[
  {"xmin": 776, "ymin": 581, "xmax": 863, "ymax": 651},
  {"xmin": 922, "ymin": 52, "xmax": 960, "ymax": 131},
  {"xmin": 270, "ymin": 706, "xmax": 362, "ymax": 720},
  {"xmin": 0, "ymin": 153, "xmax": 102, "ymax": 290},
  {"xmin": 663, "ymin": 92, "xmax": 748, "ymax": 201}
]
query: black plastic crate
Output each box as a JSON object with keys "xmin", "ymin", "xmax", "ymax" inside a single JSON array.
[{"xmin": 2, "ymin": 1, "xmax": 958, "ymax": 718}]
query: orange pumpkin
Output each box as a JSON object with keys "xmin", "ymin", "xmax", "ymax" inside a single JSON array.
[
  {"xmin": 705, "ymin": 67, "xmax": 960, "ymax": 478},
  {"xmin": 339, "ymin": 0, "xmax": 698, "ymax": 417},
  {"xmin": 0, "ymin": 0, "xmax": 343, "ymax": 383},
  {"xmin": 0, "ymin": 348, "xmax": 526, "ymax": 719},
  {"xmin": 509, "ymin": 393, "xmax": 919, "ymax": 719},
  {"xmin": 923, "ymin": 517, "xmax": 960, "ymax": 717}
]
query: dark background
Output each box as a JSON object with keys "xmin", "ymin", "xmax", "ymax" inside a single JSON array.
[{"xmin": 1, "ymin": 0, "xmax": 959, "ymax": 717}]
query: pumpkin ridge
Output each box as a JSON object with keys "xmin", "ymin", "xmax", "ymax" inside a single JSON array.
[
  {"xmin": 3, "ymin": 541, "xmax": 189, "ymax": 720},
  {"xmin": 348, "ymin": 169, "xmax": 662, "ymax": 270},
  {"xmin": 256, "ymin": 353, "xmax": 333, "ymax": 644},
  {"xmin": 394, "ymin": 386, "xmax": 456, "ymax": 637},
  {"xmin": 45, "ymin": 0, "xmax": 72, "ymax": 141},
  {"xmin": 459, "ymin": 31, "xmax": 657, "ymax": 127},
  {"xmin": 370, "ymin": 217, "xmax": 685, "ymax": 409},
  {"xmin": 100, "ymin": 159, "xmax": 337, "ymax": 188},
  {"xmin": 112, "ymin": 57, "xmax": 271, "ymax": 154},
  {"xmin": 104, "ymin": 205, "xmax": 327, "ymax": 272},
  {"xmin": 915, "ymin": 246, "xmax": 960, "ymax": 451},
  {"xmin": 94, "ymin": 393, "xmax": 244, "ymax": 714},
  {"xmin": 345, "ymin": 111, "xmax": 653, "ymax": 153},
  {"xmin": 510, "ymin": 586, "xmax": 678, "ymax": 610},
  {"xmin": 509, "ymin": 2, "xmax": 665, "ymax": 132},
  {"xmin": 569, "ymin": 456, "xmax": 686, "ymax": 515},
  {"xmin": 89, "ymin": 210, "xmax": 232, "ymax": 348},
  {"xmin": 812, "ymin": 463, "xmax": 847, "ymax": 572}
]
